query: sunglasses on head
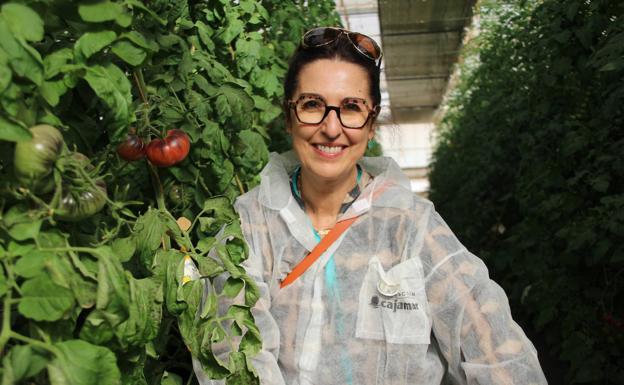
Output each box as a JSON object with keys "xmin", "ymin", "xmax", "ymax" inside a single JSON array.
[{"xmin": 302, "ymin": 27, "xmax": 383, "ymax": 68}]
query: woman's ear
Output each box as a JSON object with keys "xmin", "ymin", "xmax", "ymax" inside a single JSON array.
[{"xmin": 368, "ymin": 126, "xmax": 376, "ymax": 141}]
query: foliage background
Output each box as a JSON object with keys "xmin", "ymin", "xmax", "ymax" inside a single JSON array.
[
  {"xmin": 0, "ymin": 0, "xmax": 340, "ymax": 384},
  {"xmin": 429, "ymin": 0, "xmax": 623, "ymax": 384}
]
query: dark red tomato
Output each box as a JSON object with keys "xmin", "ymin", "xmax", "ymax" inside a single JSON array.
[
  {"xmin": 117, "ymin": 134, "xmax": 145, "ymax": 161},
  {"xmin": 145, "ymin": 129, "xmax": 190, "ymax": 167}
]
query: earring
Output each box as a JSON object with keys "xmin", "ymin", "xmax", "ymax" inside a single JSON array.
[{"xmin": 367, "ymin": 139, "xmax": 375, "ymax": 150}]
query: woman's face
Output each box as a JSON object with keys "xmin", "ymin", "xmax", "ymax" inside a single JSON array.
[{"xmin": 288, "ymin": 59, "xmax": 375, "ymax": 184}]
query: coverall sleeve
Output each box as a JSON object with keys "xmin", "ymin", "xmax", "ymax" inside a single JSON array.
[{"xmin": 420, "ymin": 208, "xmax": 548, "ymax": 385}]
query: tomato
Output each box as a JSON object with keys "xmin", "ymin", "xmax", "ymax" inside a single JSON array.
[
  {"xmin": 54, "ymin": 152, "xmax": 107, "ymax": 222},
  {"xmin": 54, "ymin": 180, "xmax": 107, "ymax": 222},
  {"xmin": 145, "ymin": 129, "xmax": 190, "ymax": 167},
  {"xmin": 14, "ymin": 125, "xmax": 64, "ymax": 190},
  {"xmin": 117, "ymin": 134, "xmax": 146, "ymax": 161}
]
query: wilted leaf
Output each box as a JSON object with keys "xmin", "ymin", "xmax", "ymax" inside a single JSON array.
[{"xmin": 115, "ymin": 277, "xmax": 163, "ymax": 348}]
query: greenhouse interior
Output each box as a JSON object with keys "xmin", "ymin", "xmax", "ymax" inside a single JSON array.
[{"xmin": 0, "ymin": 0, "xmax": 621, "ymax": 384}]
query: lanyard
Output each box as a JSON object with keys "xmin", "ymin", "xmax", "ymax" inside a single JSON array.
[
  {"xmin": 281, "ymin": 167, "xmax": 363, "ymax": 289},
  {"xmin": 280, "ymin": 216, "xmax": 358, "ymax": 289}
]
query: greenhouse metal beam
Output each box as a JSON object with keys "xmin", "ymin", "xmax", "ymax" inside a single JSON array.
[{"xmin": 379, "ymin": 0, "xmax": 476, "ymax": 123}]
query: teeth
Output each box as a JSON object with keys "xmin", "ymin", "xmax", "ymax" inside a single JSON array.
[{"xmin": 316, "ymin": 144, "xmax": 343, "ymax": 154}]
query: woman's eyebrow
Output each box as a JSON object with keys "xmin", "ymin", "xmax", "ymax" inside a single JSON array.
[{"xmin": 297, "ymin": 92, "xmax": 323, "ymax": 98}]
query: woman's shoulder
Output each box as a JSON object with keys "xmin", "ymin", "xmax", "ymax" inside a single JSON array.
[{"xmin": 234, "ymin": 184, "xmax": 262, "ymax": 214}]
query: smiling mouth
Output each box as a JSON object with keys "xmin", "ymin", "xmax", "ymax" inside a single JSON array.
[{"xmin": 314, "ymin": 144, "xmax": 345, "ymax": 155}]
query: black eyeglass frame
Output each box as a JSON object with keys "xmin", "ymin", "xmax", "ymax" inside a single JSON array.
[
  {"xmin": 287, "ymin": 95, "xmax": 380, "ymax": 129},
  {"xmin": 301, "ymin": 27, "xmax": 383, "ymax": 69}
]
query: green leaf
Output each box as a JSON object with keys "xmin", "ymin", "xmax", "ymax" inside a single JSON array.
[
  {"xmin": 47, "ymin": 340, "xmax": 121, "ymax": 385},
  {"xmin": 219, "ymin": 17, "xmax": 244, "ymax": 44},
  {"xmin": 18, "ymin": 275, "xmax": 74, "ymax": 321},
  {"xmin": 44, "ymin": 48, "xmax": 74, "ymax": 79},
  {"xmin": 176, "ymin": 279, "xmax": 203, "ymax": 347},
  {"xmin": 40, "ymin": 79, "xmax": 68, "ymax": 107},
  {"xmin": 79, "ymin": 310, "xmax": 115, "ymax": 345},
  {"xmin": 125, "ymin": 0, "xmax": 167, "ymax": 26},
  {"xmin": 119, "ymin": 31, "xmax": 159, "ymax": 52},
  {"xmin": 222, "ymin": 276, "xmax": 244, "ymax": 298},
  {"xmin": 0, "ymin": 18, "xmax": 43, "ymax": 85},
  {"xmin": 3, "ymin": 345, "xmax": 48, "ymax": 381},
  {"xmin": 154, "ymin": 249, "xmax": 187, "ymax": 315},
  {"xmin": 232, "ymin": 130, "xmax": 268, "ymax": 172},
  {"xmin": 96, "ymin": 247, "xmax": 130, "ymax": 326},
  {"xmin": 83, "ymin": 63, "xmax": 132, "ymax": 138},
  {"xmin": 13, "ymin": 249, "xmax": 50, "ymax": 278},
  {"xmin": 78, "ymin": 1, "xmax": 125, "ymax": 23},
  {"xmin": 111, "ymin": 40, "xmax": 146, "ymax": 66},
  {"xmin": 214, "ymin": 83, "xmax": 254, "ymax": 126},
  {"xmin": 1, "ymin": 3, "xmax": 43, "ymax": 42},
  {"xmin": 0, "ymin": 115, "xmax": 30, "ymax": 142},
  {"xmin": 132, "ymin": 209, "xmax": 168, "ymax": 269},
  {"xmin": 45, "ymin": 252, "xmax": 97, "ymax": 308},
  {"xmin": 115, "ymin": 276, "xmax": 163, "ymax": 348},
  {"xmin": 199, "ymin": 280, "xmax": 217, "ymax": 319},
  {"xmin": 4, "ymin": 205, "xmax": 42, "ymax": 241},
  {"xmin": 0, "ymin": 269, "xmax": 7, "ymax": 297},
  {"xmin": 111, "ymin": 236, "xmax": 136, "ymax": 262},
  {"xmin": 0, "ymin": 52, "xmax": 11, "ymax": 92},
  {"xmin": 74, "ymin": 31, "xmax": 117, "ymax": 61}
]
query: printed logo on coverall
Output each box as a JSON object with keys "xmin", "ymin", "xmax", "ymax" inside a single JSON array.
[{"xmin": 369, "ymin": 293, "xmax": 419, "ymax": 312}]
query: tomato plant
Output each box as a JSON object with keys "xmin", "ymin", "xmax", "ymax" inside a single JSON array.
[
  {"xmin": 0, "ymin": 1, "xmax": 341, "ymax": 384},
  {"xmin": 146, "ymin": 129, "xmax": 190, "ymax": 167}
]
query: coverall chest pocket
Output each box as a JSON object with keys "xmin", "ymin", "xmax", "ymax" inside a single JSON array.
[{"xmin": 355, "ymin": 257, "xmax": 431, "ymax": 344}]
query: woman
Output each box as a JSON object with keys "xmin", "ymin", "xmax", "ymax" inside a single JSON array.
[{"xmin": 195, "ymin": 27, "xmax": 547, "ymax": 384}]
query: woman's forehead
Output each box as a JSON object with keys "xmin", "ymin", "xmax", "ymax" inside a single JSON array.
[{"xmin": 295, "ymin": 59, "xmax": 370, "ymax": 101}]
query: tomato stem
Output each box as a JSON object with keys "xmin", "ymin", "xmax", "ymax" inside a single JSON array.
[
  {"xmin": 234, "ymin": 173, "xmax": 245, "ymax": 195},
  {"xmin": 9, "ymin": 331, "xmax": 61, "ymax": 356},
  {"xmin": 148, "ymin": 163, "xmax": 171, "ymax": 250},
  {"xmin": 0, "ymin": 268, "xmax": 13, "ymax": 354},
  {"xmin": 133, "ymin": 69, "xmax": 151, "ymax": 135}
]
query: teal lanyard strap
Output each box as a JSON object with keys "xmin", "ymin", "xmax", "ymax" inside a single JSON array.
[{"xmin": 291, "ymin": 166, "xmax": 359, "ymax": 385}]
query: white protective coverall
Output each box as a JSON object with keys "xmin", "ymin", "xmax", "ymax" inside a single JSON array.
[{"xmin": 193, "ymin": 151, "xmax": 548, "ymax": 385}]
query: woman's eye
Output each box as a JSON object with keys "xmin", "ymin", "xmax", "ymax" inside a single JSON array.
[
  {"xmin": 343, "ymin": 102, "xmax": 363, "ymax": 112},
  {"xmin": 301, "ymin": 100, "xmax": 323, "ymax": 110}
]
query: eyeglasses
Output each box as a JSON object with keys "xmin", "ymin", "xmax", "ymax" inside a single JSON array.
[
  {"xmin": 288, "ymin": 94, "xmax": 378, "ymax": 129},
  {"xmin": 302, "ymin": 27, "xmax": 383, "ymax": 68}
]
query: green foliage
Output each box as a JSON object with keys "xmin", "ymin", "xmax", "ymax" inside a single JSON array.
[
  {"xmin": 429, "ymin": 1, "xmax": 624, "ymax": 384},
  {"xmin": 0, "ymin": 0, "xmax": 340, "ymax": 384}
]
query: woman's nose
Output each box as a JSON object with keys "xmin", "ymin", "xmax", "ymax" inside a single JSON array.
[{"xmin": 321, "ymin": 109, "xmax": 343, "ymax": 139}]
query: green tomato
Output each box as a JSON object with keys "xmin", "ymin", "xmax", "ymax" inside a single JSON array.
[
  {"xmin": 14, "ymin": 124, "xmax": 64, "ymax": 189},
  {"xmin": 54, "ymin": 179, "xmax": 107, "ymax": 222},
  {"xmin": 54, "ymin": 152, "xmax": 108, "ymax": 222}
]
